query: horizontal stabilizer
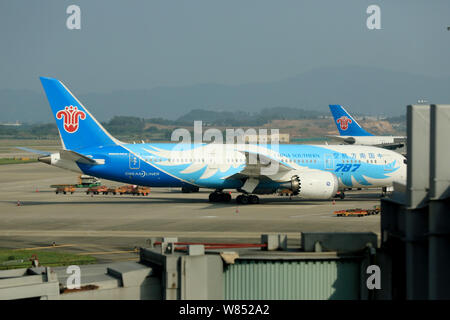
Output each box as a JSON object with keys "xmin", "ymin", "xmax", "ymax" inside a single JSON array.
[
  {"xmin": 59, "ymin": 149, "xmax": 98, "ymax": 164},
  {"xmin": 15, "ymin": 147, "xmax": 51, "ymax": 156}
]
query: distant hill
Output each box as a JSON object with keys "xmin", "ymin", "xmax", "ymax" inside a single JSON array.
[
  {"xmin": 1, "ymin": 66, "xmax": 449, "ymax": 123},
  {"xmin": 176, "ymin": 107, "xmax": 324, "ymax": 126}
]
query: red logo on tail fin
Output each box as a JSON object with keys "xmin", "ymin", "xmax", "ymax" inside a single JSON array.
[
  {"xmin": 336, "ymin": 116, "xmax": 352, "ymax": 130},
  {"xmin": 56, "ymin": 106, "xmax": 86, "ymax": 133}
]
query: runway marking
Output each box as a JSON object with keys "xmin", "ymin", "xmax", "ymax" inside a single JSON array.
[
  {"xmin": 13, "ymin": 244, "xmax": 77, "ymax": 251},
  {"xmin": 252, "ymin": 205, "xmax": 315, "ymax": 209},
  {"xmin": 0, "ymin": 230, "xmax": 301, "ymax": 239},
  {"xmin": 78, "ymin": 249, "xmax": 138, "ymax": 255}
]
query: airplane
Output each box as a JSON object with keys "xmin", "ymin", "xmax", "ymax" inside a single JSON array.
[
  {"xmin": 19, "ymin": 77, "xmax": 407, "ymax": 204},
  {"xmin": 328, "ymin": 105, "xmax": 406, "ymax": 150}
]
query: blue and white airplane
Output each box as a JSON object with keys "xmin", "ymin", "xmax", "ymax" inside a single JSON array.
[
  {"xmin": 328, "ymin": 105, "xmax": 406, "ymax": 150},
  {"xmin": 21, "ymin": 78, "xmax": 406, "ymax": 204}
]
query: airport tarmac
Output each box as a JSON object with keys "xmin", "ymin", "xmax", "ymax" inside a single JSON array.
[{"xmin": 0, "ymin": 162, "xmax": 382, "ymax": 263}]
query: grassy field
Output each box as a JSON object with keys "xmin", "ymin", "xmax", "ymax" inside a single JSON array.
[
  {"xmin": 0, "ymin": 139, "xmax": 61, "ymax": 146},
  {"xmin": 0, "ymin": 158, "xmax": 38, "ymax": 165},
  {"xmin": 0, "ymin": 249, "xmax": 96, "ymax": 270}
]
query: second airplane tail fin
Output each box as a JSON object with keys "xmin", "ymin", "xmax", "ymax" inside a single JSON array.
[
  {"xmin": 329, "ymin": 105, "xmax": 373, "ymax": 136},
  {"xmin": 40, "ymin": 77, "xmax": 121, "ymax": 150}
]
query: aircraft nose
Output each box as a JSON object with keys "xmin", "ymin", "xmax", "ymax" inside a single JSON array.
[{"xmin": 38, "ymin": 155, "xmax": 51, "ymax": 165}]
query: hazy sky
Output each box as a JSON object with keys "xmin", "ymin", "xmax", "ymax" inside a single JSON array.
[{"xmin": 1, "ymin": 0, "xmax": 449, "ymax": 93}]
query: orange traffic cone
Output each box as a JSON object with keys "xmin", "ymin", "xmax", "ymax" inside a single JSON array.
[
  {"xmin": 332, "ymin": 200, "xmax": 336, "ymax": 205},
  {"xmin": 235, "ymin": 206, "xmax": 239, "ymax": 214}
]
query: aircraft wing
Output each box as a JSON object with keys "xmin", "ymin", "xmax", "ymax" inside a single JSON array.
[
  {"xmin": 326, "ymin": 135, "xmax": 355, "ymax": 144},
  {"xmin": 224, "ymin": 150, "xmax": 293, "ymax": 181},
  {"xmin": 327, "ymin": 136, "xmax": 405, "ymax": 150},
  {"xmin": 373, "ymin": 142, "xmax": 405, "ymax": 150}
]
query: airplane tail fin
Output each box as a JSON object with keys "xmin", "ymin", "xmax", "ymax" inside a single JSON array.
[
  {"xmin": 328, "ymin": 105, "xmax": 373, "ymax": 136},
  {"xmin": 40, "ymin": 77, "xmax": 121, "ymax": 150}
]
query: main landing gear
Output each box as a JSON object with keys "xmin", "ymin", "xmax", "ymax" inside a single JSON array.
[
  {"xmin": 209, "ymin": 191, "xmax": 232, "ymax": 203},
  {"xmin": 236, "ymin": 194, "xmax": 259, "ymax": 205},
  {"xmin": 208, "ymin": 190, "xmax": 260, "ymax": 204}
]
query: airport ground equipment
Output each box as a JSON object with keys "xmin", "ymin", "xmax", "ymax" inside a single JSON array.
[
  {"xmin": 107, "ymin": 186, "xmax": 120, "ymax": 195},
  {"xmin": 84, "ymin": 185, "xmax": 151, "ymax": 196},
  {"xmin": 55, "ymin": 186, "xmax": 75, "ymax": 194},
  {"xmin": 51, "ymin": 175, "xmax": 101, "ymax": 191},
  {"xmin": 115, "ymin": 185, "xmax": 150, "ymax": 196},
  {"xmin": 86, "ymin": 185, "xmax": 108, "ymax": 195},
  {"xmin": 334, "ymin": 206, "xmax": 380, "ymax": 217},
  {"xmin": 78, "ymin": 175, "xmax": 101, "ymax": 187},
  {"xmin": 133, "ymin": 186, "xmax": 150, "ymax": 196}
]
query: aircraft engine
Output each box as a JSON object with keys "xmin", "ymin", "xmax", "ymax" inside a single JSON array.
[{"xmin": 279, "ymin": 171, "xmax": 338, "ymax": 200}]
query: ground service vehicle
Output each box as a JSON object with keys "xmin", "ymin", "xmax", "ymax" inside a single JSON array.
[
  {"xmin": 334, "ymin": 206, "xmax": 380, "ymax": 217},
  {"xmin": 55, "ymin": 186, "xmax": 75, "ymax": 194},
  {"xmin": 86, "ymin": 185, "xmax": 108, "ymax": 195}
]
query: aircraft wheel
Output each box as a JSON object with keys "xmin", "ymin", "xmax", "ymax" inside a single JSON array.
[
  {"xmin": 237, "ymin": 195, "xmax": 249, "ymax": 205},
  {"xmin": 210, "ymin": 192, "xmax": 232, "ymax": 203},
  {"xmin": 209, "ymin": 192, "xmax": 217, "ymax": 202},
  {"xmin": 249, "ymin": 195, "xmax": 259, "ymax": 204},
  {"xmin": 339, "ymin": 192, "xmax": 345, "ymax": 200},
  {"xmin": 223, "ymin": 193, "xmax": 232, "ymax": 202},
  {"xmin": 181, "ymin": 187, "xmax": 190, "ymax": 193}
]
